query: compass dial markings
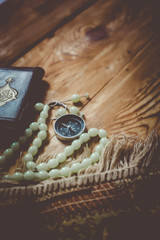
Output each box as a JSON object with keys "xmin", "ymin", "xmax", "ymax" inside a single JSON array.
[{"xmin": 54, "ymin": 114, "xmax": 85, "ymax": 141}]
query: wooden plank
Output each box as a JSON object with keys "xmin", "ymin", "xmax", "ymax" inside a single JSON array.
[
  {"xmin": 9, "ymin": 0, "xmax": 160, "ymax": 165},
  {"xmin": 13, "ymin": 0, "xmax": 160, "ymax": 105},
  {"xmin": 0, "ymin": 0, "xmax": 96, "ymax": 66},
  {"xmin": 83, "ymin": 36, "xmax": 160, "ymax": 137}
]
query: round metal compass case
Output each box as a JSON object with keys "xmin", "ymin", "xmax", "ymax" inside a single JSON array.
[{"xmin": 54, "ymin": 114, "xmax": 85, "ymax": 141}]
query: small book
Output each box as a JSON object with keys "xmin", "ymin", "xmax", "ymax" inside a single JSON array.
[{"xmin": 0, "ymin": 67, "xmax": 45, "ymax": 141}]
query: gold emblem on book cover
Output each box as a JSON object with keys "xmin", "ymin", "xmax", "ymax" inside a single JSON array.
[{"xmin": 0, "ymin": 78, "xmax": 18, "ymax": 106}]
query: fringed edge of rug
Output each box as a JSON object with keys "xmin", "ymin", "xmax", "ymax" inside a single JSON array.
[{"xmin": 0, "ymin": 129, "xmax": 159, "ymax": 200}]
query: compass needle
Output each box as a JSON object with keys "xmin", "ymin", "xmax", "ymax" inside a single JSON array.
[
  {"xmin": 61, "ymin": 123, "xmax": 68, "ymax": 128},
  {"xmin": 70, "ymin": 127, "xmax": 76, "ymax": 133},
  {"xmin": 64, "ymin": 129, "xmax": 69, "ymax": 134}
]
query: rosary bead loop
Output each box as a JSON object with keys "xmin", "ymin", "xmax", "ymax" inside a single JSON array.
[
  {"xmin": 1, "ymin": 93, "xmax": 109, "ymax": 184},
  {"xmin": 3, "ymin": 127, "xmax": 108, "ymax": 182},
  {"xmin": 0, "ymin": 103, "xmax": 49, "ymax": 168}
]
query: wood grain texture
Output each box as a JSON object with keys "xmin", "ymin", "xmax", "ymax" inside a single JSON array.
[
  {"xmin": 0, "ymin": 0, "xmax": 96, "ymax": 66},
  {"xmin": 14, "ymin": 0, "xmax": 160, "ymax": 98},
  {"xmin": 7, "ymin": 0, "xmax": 159, "ymax": 165},
  {"xmin": 84, "ymin": 36, "xmax": 160, "ymax": 137}
]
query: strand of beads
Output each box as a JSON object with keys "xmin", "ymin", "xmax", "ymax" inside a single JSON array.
[
  {"xmin": 3, "ymin": 128, "xmax": 108, "ymax": 181},
  {"xmin": 22, "ymin": 103, "xmax": 49, "ymax": 164},
  {"xmin": 2, "ymin": 93, "xmax": 107, "ymax": 182},
  {"xmin": 1, "ymin": 93, "xmax": 87, "ymax": 176},
  {"xmin": 1, "ymin": 103, "xmax": 49, "ymax": 177},
  {"xmin": 63, "ymin": 93, "xmax": 90, "ymax": 103},
  {"xmin": 55, "ymin": 105, "xmax": 80, "ymax": 118},
  {"xmin": 0, "ymin": 129, "xmax": 33, "ymax": 169},
  {"xmin": 48, "ymin": 128, "xmax": 108, "ymax": 179},
  {"xmin": 55, "ymin": 93, "xmax": 89, "ymax": 118}
]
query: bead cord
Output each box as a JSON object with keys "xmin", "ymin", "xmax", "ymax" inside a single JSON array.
[
  {"xmin": 0, "ymin": 93, "xmax": 89, "ymax": 167},
  {"xmin": 3, "ymin": 127, "xmax": 108, "ymax": 181},
  {"xmin": 1, "ymin": 93, "xmax": 86, "ymax": 170},
  {"xmin": 22, "ymin": 104, "xmax": 50, "ymax": 164},
  {"xmin": 1, "ymin": 93, "xmax": 108, "ymax": 182},
  {"xmin": 0, "ymin": 103, "xmax": 49, "ymax": 168}
]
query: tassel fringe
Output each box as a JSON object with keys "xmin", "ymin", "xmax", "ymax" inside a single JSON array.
[{"xmin": 0, "ymin": 130, "xmax": 159, "ymax": 195}]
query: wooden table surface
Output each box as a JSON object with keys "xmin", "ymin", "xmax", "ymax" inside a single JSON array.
[
  {"xmin": 0, "ymin": 1, "xmax": 160, "ymax": 239},
  {"xmin": 0, "ymin": 0, "xmax": 160, "ymax": 173}
]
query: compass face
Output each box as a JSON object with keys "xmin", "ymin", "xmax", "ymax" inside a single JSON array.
[{"xmin": 54, "ymin": 114, "xmax": 85, "ymax": 141}]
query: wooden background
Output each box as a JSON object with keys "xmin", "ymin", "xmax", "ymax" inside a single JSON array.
[{"xmin": 0, "ymin": 0, "xmax": 160, "ymax": 171}]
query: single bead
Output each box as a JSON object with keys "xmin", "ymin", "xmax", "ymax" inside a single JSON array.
[
  {"xmin": 24, "ymin": 170, "xmax": 35, "ymax": 181},
  {"xmin": 71, "ymin": 139, "xmax": 81, "ymax": 150},
  {"xmin": 40, "ymin": 111, "xmax": 48, "ymax": 119},
  {"xmin": 88, "ymin": 128, "xmax": 98, "ymax": 137},
  {"xmin": 34, "ymin": 103, "xmax": 44, "ymax": 111},
  {"xmin": 100, "ymin": 137, "xmax": 109, "ymax": 146},
  {"xmin": 60, "ymin": 167, "xmax": 71, "ymax": 177},
  {"xmin": 25, "ymin": 128, "xmax": 33, "ymax": 138},
  {"xmin": 23, "ymin": 153, "xmax": 33, "ymax": 163},
  {"xmin": 38, "ymin": 117, "xmax": 46, "ymax": 124},
  {"xmin": 47, "ymin": 158, "xmax": 59, "ymax": 169},
  {"xmin": 90, "ymin": 152, "xmax": 100, "ymax": 163},
  {"xmin": 13, "ymin": 172, "xmax": 24, "ymax": 181},
  {"xmin": 19, "ymin": 135, "xmax": 27, "ymax": 145},
  {"xmin": 33, "ymin": 137, "xmax": 42, "ymax": 148},
  {"xmin": 56, "ymin": 152, "xmax": 66, "ymax": 163},
  {"xmin": 26, "ymin": 161, "xmax": 36, "ymax": 171},
  {"xmin": 38, "ymin": 130, "xmax": 47, "ymax": 140},
  {"xmin": 39, "ymin": 123, "xmax": 47, "ymax": 131},
  {"xmin": 71, "ymin": 163, "xmax": 82, "ymax": 173},
  {"xmin": 81, "ymin": 158, "xmax": 92, "ymax": 168},
  {"xmin": 28, "ymin": 145, "xmax": 38, "ymax": 156},
  {"xmin": 11, "ymin": 142, "xmax": 20, "ymax": 152},
  {"xmin": 49, "ymin": 169, "xmax": 60, "ymax": 179},
  {"xmin": 69, "ymin": 106, "xmax": 79, "ymax": 115},
  {"xmin": 95, "ymin": 144, "xmax": 103, "ymax": 154},
  {"xmin": 80, "ymin": 133, "xmax": 90, "ymax": 143},
  {"xmin": 55, "ymin": 108, "xmax": 67, "ymax": 117},
  {"xmin": 3, "ymin": 174, "xmax": 13, "ymax": 180},
  {"xmin": 37, "ymin": 162, "xmax": 48, "ymax": 172},
  {"xmin": 3, "ymin": 148, "xmax": 13, "ymax": 159},
  {"xmin": 98, "ymin": 129, "xmax": 107, "ymax": 138},
  {"xmin": 43, "ymin": 104, "xmax": 50, "ymax": 112},
  {"xmin": 29, "ymin": 122, "xmax": 39, "ymax": 131},
  {"xmin": 37, "ymin": 171, "xmax": 49, "ymax": 180},
  {"xmin": 64, "ymin": 146, "xmax": 74, "ymax": 157},
  {"xmin": 0, "ymin": 155, "xmax": 6, "ymax": 167},
  {"xmin": 71, "ymin": 94, "xmax": 80, "ymax": 103}
]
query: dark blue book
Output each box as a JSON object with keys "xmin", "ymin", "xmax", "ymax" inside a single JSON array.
[{"xmin": 0, "ymin": 67, "xmax": 45, "ymax": 142}]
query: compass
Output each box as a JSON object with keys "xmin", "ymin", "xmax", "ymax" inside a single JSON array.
[{"xmin": 54, "ymin": 114, "xmax": 85, "ymax": 141}]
